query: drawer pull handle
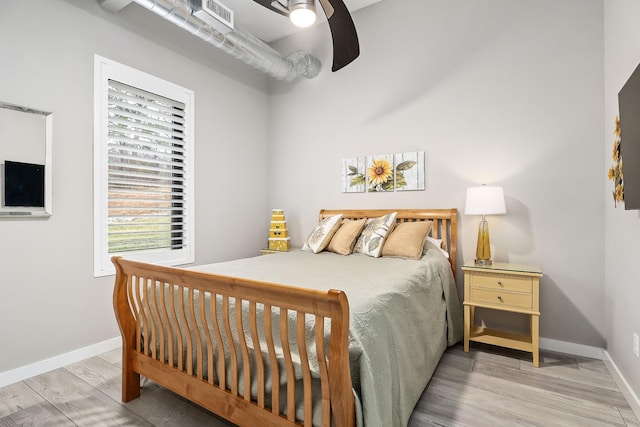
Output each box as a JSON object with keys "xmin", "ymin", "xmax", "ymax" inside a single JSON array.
[
  {"xmin": 497, "ymin": 295, "xmax": 503, "ymax": 302},
  {"xmin": 497, "ymin": 281, "xmax": 503, "ymax": 287}
]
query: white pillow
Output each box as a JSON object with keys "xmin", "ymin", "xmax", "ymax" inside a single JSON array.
[
  {"xmin": 353, "ymin": 212, "xmax": 398, "ymax": 257},
  {"xmin": 425, "ymin": 236, "xmax": 450, "ymax": 259},
  {"xmin": 302, "ymin": 214, "xmax": 343, "ymax": 253}
]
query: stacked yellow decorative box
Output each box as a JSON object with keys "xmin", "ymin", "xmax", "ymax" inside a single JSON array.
[{"xmin": 268, "ymin": 209, "xmax": 290, "ymax": 251}]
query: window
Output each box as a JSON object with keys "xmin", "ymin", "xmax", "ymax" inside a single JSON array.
[{"xmin": 94, "ymin": 56, "xmax": 194, "ymax": 277}]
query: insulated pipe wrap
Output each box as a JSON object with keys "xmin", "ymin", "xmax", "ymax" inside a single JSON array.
[{"xmin": 129, "ymin": 0, "xmax": 321, "ymax": 81}]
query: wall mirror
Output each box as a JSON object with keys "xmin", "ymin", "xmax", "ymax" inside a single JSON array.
[{"xmin": 0, "ymin": 101, "xmax": 52, "ymax": 218}]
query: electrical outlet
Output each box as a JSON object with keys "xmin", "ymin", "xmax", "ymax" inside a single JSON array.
[{"xmin": 634, "ymin": 333, "xmax": 639, "ymax": 358}]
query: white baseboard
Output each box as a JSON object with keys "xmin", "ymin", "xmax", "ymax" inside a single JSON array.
[
  {"xmin": 0, "ymin": 336, "xmax": 121, "ymax": 388},
  {"xmin": 539, "ymin": 337, "xmax": 605, "ymax": 360},
  {"xmin": 604, "ymin": 351, "xmax": 640, "ymax": 421}
]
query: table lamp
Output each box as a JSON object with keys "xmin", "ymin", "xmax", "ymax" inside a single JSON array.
[{"xmin": 464, "ymin": 185, "xmax": 506, "ymax": 266}]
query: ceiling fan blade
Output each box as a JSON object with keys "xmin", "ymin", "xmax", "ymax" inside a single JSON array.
[
  {"xmin": 319, "ymin": 0, "xmax": 360, "ymax": 71},
  {"xmin": 253, "ymin": 0, "xmax": 289, "ymax": 17},
  {"xmin": 318, "ymin": 0, "xmax": 334, "ymax": 18}
]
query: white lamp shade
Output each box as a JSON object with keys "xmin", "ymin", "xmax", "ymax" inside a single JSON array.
[{"xmin": 465, "ymin": 186, "xmax": 506, "ymax": 215}]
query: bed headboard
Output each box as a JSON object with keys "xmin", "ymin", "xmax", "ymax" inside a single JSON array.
[{"xmin": 319, "ymin": 208, "xmax": 458, "ymax": 275}]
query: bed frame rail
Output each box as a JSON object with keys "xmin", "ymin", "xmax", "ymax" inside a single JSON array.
[{"xmin": 113, "ymin": 256, "xmax": 354, "ymax": 427}]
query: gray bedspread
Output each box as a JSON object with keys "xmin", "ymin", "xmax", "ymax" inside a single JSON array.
[{"xmin": 192, "ymin": 247, "xmax": 462, "ymax": 427}]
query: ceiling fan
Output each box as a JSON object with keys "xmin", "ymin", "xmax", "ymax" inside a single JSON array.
[{"xmin": 252, "ymin": 0, "xmax": 360, "ymax": 72}]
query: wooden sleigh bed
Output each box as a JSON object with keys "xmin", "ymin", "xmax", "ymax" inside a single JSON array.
[{"xmin": 113, "ymin": 209, "xmax": 461, "ymax": 427}]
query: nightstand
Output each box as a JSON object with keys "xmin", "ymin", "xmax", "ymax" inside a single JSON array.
[
  {"xmin": 260, "ymin": 248, "xmax": 296, "ymax": 255},
  {"xmin": 260, "ymin": 249, "xmax": 283, "ymax": 255},
  {"xmin": 462, "ymin": 261, "xmax": 543, "ymax": 367}
]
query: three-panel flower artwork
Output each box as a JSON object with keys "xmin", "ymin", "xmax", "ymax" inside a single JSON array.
[{"xmin": 341, "ymin": 151, "xmax": 425, "ymax": 193}]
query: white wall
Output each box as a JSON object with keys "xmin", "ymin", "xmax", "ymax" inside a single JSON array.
[
  {"xmin": 0, "ymin": 0, "xmax": 270, "ymax": 373},
  {"xmin": 604, "ymin": 0, "xmax": 640, "ymax": 403},
  {"xmin": 269, "ymin": 0, "xmax": 606, "ymax": 348}
]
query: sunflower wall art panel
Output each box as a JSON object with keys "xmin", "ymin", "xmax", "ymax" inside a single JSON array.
[
  {"xmin": 341, "ymin": 152, "xmax": 426, "ymax": 193},
  {"xmin": 367, "ymin": 154, "xmax": 395, "ymax": 192},
  {"xmin": 608, "ymin": 116, "xmax": 624, "ymax": 207},
  {"xmin": 342, "ymin": 157, "xmax": 366, "ymax": 193},
  {"xmin": 394, "ymin": 151, "xmax": 425, "ymax": 191}
]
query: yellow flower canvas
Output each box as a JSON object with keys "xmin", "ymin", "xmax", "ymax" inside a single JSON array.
[
  {"xmin": 342, "ymin": 152, "xmax": 426, "ymax": 193},
  {"xmin": 608, "ymin": 116, "xmax": 624, "ymax": 207},
  {"xmin": 394, "ymin": 151, "xmax": 425, "ymax": 191},
  {"xmin": 366, "ymin": 154, "xmax": 394, "ymax": 192},
  {"xmin": 341, "ymin": 157, "xmax": 366, "ymax": 193}
]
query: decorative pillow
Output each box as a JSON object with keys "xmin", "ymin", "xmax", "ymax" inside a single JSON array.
[
  {"xmin": 382, "ymin": 221, "xmax": 433, "ymax": 260},
  {"xmin": 327, "ymin": 218, "xmax": 367, "ymax": 255},
  {"xmin": 353, "ymin": 212, "xmax": 398, "ymax": 257},
  {"xmin": 423, "ymin": 236, "xmax": 443, "ymax": 253},
  {"xmin": 424, "ymin": 236, "xmax": 450, "ymax": 259},
  {"xmin": 302, "ymin": 214, "xmax": 343, "ymax": 253}
]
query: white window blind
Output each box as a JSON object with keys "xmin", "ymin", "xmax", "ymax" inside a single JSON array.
[
  {"xmin": 107, "ymin": 80, "xmax": 187, "ymax": 253},
  {"xmin": 94, "ymin": 56, "xmax": 194, "ymax": 277}
]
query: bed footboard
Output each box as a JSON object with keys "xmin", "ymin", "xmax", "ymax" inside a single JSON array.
[{"xmin": 112, "ymin": 256, "xmax": 354, "ymax": 427}]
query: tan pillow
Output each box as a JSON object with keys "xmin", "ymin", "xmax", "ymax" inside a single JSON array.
[
  {"xmin": 382, "ymin": 221, "xmax": 433, "ymax": 260},
  {"xmin": 327, "ymin": 218, "xmax": 367, "ymax": 255}
]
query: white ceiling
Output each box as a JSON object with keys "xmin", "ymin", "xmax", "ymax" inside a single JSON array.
[{"xmin": 221, "ymin": 0, "xmax": 382, "ymax": 42}]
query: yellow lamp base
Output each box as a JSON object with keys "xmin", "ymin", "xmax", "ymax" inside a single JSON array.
[{"xmin": 475, "ymin": 218, "xmax": 492, "ymax": 266}]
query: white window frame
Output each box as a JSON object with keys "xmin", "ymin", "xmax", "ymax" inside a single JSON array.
[{"xmin": 93, "ymin": 55, "xmax": 195, "ymax": 277}]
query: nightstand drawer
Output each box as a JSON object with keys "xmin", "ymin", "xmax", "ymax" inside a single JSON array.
[
  {"xmin": 469, "ymin": 288, "xmax": 533, "ymax": 309},
  {"xmin": 468, "ymin": 273, "xmax": 532, "ymax": 293}
]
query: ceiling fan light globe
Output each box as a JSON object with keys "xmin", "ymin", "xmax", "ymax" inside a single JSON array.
[{"xmin": 290, "ymin": 5, "xmax": 316, "ymax": 27}]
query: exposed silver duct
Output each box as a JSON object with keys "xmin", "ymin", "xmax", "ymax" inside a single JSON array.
[{"xmin": 103, "ymin": 0, "xmax": 322, "ymax": 81}]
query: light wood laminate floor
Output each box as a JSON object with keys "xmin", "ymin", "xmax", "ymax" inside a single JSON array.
[{"xmin": 1, "ymin": 343, "xmax": 638, "ymax": 426}]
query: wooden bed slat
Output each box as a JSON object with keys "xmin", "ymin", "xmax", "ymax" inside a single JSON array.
[
  {"xmin": 170, "ymin": 284, "xmax": 183, "ymax": 372},
  {"xmin": 223, "ymin": 296, "xmax": 238, "ymax": 396},
  {"xmin": 142, "ymin": 279, "xmax": 150, "ymax": 357},
  {"xmin": 158, "ymin": 282, "xmax": 168, "ymax": 366},
  {"xmin": 314, "ymin": 316, "xmax": 330, "ymax": 427},
  {"xmin": 280, "ymin": 308, "xmax": 296, "ymax": 422},
  {"xmin": 211, "ymin": 294, "xmax": 225, "ymax": 390},
  {"xmin": 177, "ymin": 286, "xmax": 191, "ymax": 374},
  {"xmin": 164, "ymin": 284, "xmax": 175, "ymax": 368},
  {"xmin": 236, "ymin": 300, "xmax": 252, "ymax": 401},
  {"xmin": 315, "ymin": 315, "xmax": 331, "ymax": 427},
  {"xmin": 199, "ymin": 292, "xmax": 215, "ymax": 385},
  {"xmin": 188, "ymin": 289, "xmax": 203, "ymax": 379},
  {"xmin": 131, "ymin": 276, "xmax": 142, "ymax": 354},
  {"xmin": 297, "ymin": 312, "xmax": 313, "ymax": 427},
  {"xmin": 264, "ymin": 305, "xmax": 280, "ymax": 416},
  {"xmin": 148, "ymin": 281, "xmax": 156, "ymax": 359},
  {"xmin": 150, "ymin": 281, "xmax": 162, "ymax": 361},
  {"xmin": 249, "ymin": 302, "xmax": 266, "ymax": 407},
  {"xmin": 207, "ymin": 295, "xmax": 217, "ymax": 386}
]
